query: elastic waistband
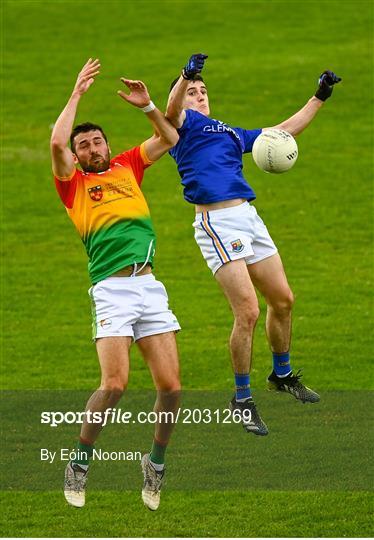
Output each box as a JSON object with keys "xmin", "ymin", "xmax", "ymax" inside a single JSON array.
[
  {"xmin": 96, "ymin": 273, "xmax": 156, "ymax": 285},
  {"xmin": 195, "ymin": 201, "xmax": 251, "ymax": 220}
]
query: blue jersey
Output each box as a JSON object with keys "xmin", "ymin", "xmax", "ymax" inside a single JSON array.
[{"xmin": 169, "ymin": 109, "xmax": 262, "ymax": 204}]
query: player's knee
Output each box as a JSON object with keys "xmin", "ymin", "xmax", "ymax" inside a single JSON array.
[
  {"xmin": 271, "ymin": 289, "xmax": 294, "ymax": 314},
  {"xmin": 157, "ymin": 377, "xmax": 181, "ymax": 394},
  {"xmin": 236, "ymin": 304, "xmax": 260, "ymax": 329},
  {"xmin": 100, "ymin": 376, "xmax": 128, "ymax": 394}
]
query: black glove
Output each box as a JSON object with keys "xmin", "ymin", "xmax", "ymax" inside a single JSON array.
[
  {"xmin": 182, "ymin": 54, "xmax": 208, "ymax": 80},
  {"xmin": 315, "ymin": 70, "xmax": 342, "ymax": 101}
]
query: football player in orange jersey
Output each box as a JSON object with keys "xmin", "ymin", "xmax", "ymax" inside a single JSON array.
[{"xmin": 51, "ymin": 58, "xmax": 181, "ymax": 511}]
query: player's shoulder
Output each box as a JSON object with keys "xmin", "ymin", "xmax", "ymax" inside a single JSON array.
[
  {"xmin": 54, "ymin": 167, "xmax": 81, "ymax": 182},
  {"xmin": 111, "ymin": 145, "xmax": 140, "ymax": 164},
  {"xmin": 112, "ymin": 143, "xmax": 151, "ymax": 171}
]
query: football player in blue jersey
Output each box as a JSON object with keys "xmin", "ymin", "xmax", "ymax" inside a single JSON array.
[{"xmin": 166, "ymin": 54, "xmax": 341, "ymax": 435}]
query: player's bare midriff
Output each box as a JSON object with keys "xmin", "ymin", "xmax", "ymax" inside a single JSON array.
[
  {"xmin": 195, "ymin": 198, "xmax": 247, "ymax": 213},
  {"xmin": 111, "ymin": 263, "xmax": 152, "ymax": 277}
]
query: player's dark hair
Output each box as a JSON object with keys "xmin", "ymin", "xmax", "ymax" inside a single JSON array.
[
  {"xmin": 169, "ymin": 74, "xmax": 204, "ymax": 93},
  {"xmin": 70, "ymin": 122, "xmax": 108, "ymax": 152}
]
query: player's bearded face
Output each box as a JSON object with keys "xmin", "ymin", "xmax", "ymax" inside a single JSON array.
[
  {"xmin": 73, "ymin": 131, "xmax": 111, "ymax": 173},
  {"xmin": 184, "ymin": 81, "xmax": 210, "ymax": 116},
  {"xmin": 80, "ymin": 147, "xmax": 110, "ymax": 173}
]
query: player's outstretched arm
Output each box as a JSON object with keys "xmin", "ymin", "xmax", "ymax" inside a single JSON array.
[
  {"xmin": 166, "ymin": 54, "xmax": 208, "ymax": 128},
  {"xmin": 264, "ymin": 70, "xmax": 342, "ymax": 137},
  {"xmin": 50, "ymin": 58, "xmax": 100, "ymax": 178},
  {"xmin": 118, "ymin": 78, "xmax": 179, "ymax": 161}
]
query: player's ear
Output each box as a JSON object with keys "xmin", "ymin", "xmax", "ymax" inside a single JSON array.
[
  {"xmin": 108, "ymin": 145, "xmax": 111, "ymax": 154},
  {"xmin": 72, "ymin": 152, "xmax": 79, "ymax": 164}
]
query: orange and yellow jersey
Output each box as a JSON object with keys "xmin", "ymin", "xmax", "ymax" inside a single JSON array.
[{"xmin": 54, "ymin": 144, "xmax": 156, "ymax": 285}]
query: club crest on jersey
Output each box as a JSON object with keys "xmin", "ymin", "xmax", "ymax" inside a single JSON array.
[
  {"xmin": 88, "ymin": 185, "xmax": 103, "ymax": 201},
  {"xmin": 231, "ymin": 239, "xmax": 244, "ymax": 253}
]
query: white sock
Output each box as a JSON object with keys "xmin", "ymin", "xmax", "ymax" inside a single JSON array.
[
  {"xmin": 72, "ymin": 462, "xmax": 89, "ymax": 472},
  {"xmin": 150, "ymin": 459, "xmax": 164, "ymax": 472}
]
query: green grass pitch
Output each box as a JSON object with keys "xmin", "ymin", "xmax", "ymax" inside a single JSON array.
[{"xmin": 1, "ymin": 0, "xmax": 373, "ymax": 537}]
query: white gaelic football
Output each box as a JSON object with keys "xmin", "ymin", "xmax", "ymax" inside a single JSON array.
[{"xmin": 252, "ymin": 129, "xmax": 298, "ymax": 174}]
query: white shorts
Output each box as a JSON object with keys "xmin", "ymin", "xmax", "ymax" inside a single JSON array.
[
  {"xmin": 89, "ymin": 274, "xmax": 181, "ymax": 341},
  {"xmin": 193, "ymin": 202, "xmax": 278, "ymax": 274}
]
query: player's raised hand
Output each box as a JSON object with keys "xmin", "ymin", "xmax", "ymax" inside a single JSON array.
[
  {"xmin": 182, "ymin": 53, "xmax": 208, "ymax": 80},
  {"xmin": 315, "ymin": 70, "xmax": 342, "ymax": 101},
  {"xmin": 117, "ymin": 79, "xmax": 151, "ymax": 108},
  {"xmin": 73, "ymin": 58, "xmax": 101, "ymax": 96}
]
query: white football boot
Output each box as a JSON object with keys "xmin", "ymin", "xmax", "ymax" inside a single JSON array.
[
  {"xmin": 141, "ymin": 453, "xmax": 164, "ymax": 511},
  {"xmin": 64, "ymin": 462, "xmax": 88, "ymax": 507}
]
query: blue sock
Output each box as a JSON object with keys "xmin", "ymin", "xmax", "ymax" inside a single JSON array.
[
  {"xmin": 235, "ymin": 373, "xmax": 251, "ymax": 401},
  {"xmin": 272, "ymin": 352, "xmax": 292, "ymax": 377}
]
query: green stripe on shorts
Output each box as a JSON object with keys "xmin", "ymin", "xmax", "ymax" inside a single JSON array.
[{"xmin": 89, "ymin": 287, "xmax": 97, "ymax": 341}]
